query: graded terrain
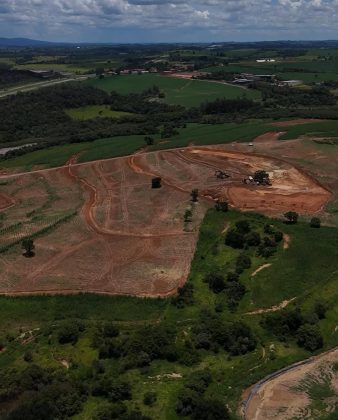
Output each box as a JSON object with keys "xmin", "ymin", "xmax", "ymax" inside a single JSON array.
[{"xmin": 0, "ymin": 142, "xmax": 331, "ymax": 296}]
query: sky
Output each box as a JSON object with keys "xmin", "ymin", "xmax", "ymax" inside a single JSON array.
[{"xmin": 0, "ymin": 0, "xmax": 338, "ymax": 43}]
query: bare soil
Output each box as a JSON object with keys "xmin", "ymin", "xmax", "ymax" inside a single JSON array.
[
  {"xmin": 0, "ymin": 145, "xmax": 332, "ymax": 296},
  {"xmin": 271, "ymin": 119, "xmax": 323, "ymax": 127},
  {"xmin": 0, "ymin": 192, "xmax": 15, "ymax": 210},
  {"xmin": 242, "ymin": 347, "xmax": 338, "ymax": 420},
  {"xmin": 254, "ymin": 132, "xmax": 285, "ymax": 143}
]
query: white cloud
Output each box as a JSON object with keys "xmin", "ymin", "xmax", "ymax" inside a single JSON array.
[{"xmin": 1, "ymin": 0, "xmax": 338, "ymax": 41}]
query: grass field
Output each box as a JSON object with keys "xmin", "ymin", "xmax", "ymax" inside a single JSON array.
[
  {"xmin": 65, "ymin": 105, "xmax": 134, "ymax": 120},
  {"xmin": 14, "ymin": 63, "xmax": 92, "ymax": 74},
  {"xmin": 86, "ymin": 73, "xmax": 261, "ymax": 106},
  {"xmin": 1, "ymin": 119, "xmax": 335, "ymax": 171}
]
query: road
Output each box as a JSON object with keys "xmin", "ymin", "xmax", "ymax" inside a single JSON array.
[{"xmin": 0, "ymin": 75, "xmax": 94, "ymax": 98}]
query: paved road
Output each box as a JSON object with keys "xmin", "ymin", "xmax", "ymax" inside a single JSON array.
[{"xmin": 0, "ymin": 75, "xmax": 93, "ymax": 98}]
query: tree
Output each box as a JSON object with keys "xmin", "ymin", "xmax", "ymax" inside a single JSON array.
[
  {"xmin": 58, "ymin": 322, "xmax": 80, "ymax": 345},
  {"xmin": 205, "ymin": 273, "xmax": 226, "ymax": 294},
  {"xmin": 215, "ymin": 200, "xmax": 228, "ymax": 212},
  {"xmin": 310, "ymin": 217, "xmax": 321, "ymax": 228},
  {"xmin": 151, "ymin": 177, "xmax": 162, "ymax": 189},
  {"xmin": 236, "ymin": 253, "xmax": 252, "ymax": 272},
  {"xmin": 192, "ymin": 398, "xmax": 230, "ymax": 420},
  {"xmin": 144, "ymin": 136, "xmax": 154, "ymax": 146},
  {"xmin": 191, "ymin": 189, "xmax": 199, "ymax": 203},
  {"xmin": 225, "ymin": 229, "xmax": 245, "ymax": 249},
  {"xmin": 284, "ymin": 211, "xmax": 299, "ymax": 224},
  {"xmin": 297, "ymin": 324, "xmax": 323, "ymax": 351},
  {"xmin": 22, "ymin": 239, "xmax": 35, "ymax": 257},
  {"xmin": 246, "ymin": 231, "xmax": 261, "ymax": 246},
  {"xmin": 143, "ymin": 391, "xmax": 157, "ymax": 406},
  {"xmin": 235, "ymin": 220, "xmax": 250, "ymax": 234},
  {"xmin": 274, "ymin": 231, "xmax": 284, "ymax": 242}
]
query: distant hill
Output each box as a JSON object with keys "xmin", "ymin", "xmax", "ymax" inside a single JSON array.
[{"xmin": 0, "ymin": 38, "xmax": 65, "ymax": 47}]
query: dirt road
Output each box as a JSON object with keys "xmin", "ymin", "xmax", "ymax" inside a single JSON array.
[{"xmin": 241, "ymin": 346, "xmax": 338, "ymax": 419}]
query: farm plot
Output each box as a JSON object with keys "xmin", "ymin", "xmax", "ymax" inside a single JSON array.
[{"xmin": 0, "ymin": 144, "xmax": 331, "ymax": 296}]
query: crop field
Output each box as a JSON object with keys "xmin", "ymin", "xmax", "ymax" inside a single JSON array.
[
  {"xmin": 86, "ymin": 73, "xmax": 260, "ymax": 106},
  {"xmin": 65, "ymin": 105, "xmax": 134, "ymax": 120}
]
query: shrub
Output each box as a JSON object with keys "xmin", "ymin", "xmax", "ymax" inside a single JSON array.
[
  {"xmin": 236, "ymin": 253, "xmax": 252, "ymax": 271},
  {"xmin": 143, "ymin": 391, "xmax": 157, "ymax": 406},
  {"xmin": 192, "ymin": 398, "xmax": 230, "ymax": 420},
  {"xmin": 94, "ymin": 403, "xmax": 127, "ymax": 420},
  {"xmin": 284, "ymin": 211, "xmax": 299, "ymax": 224},
  {"xmin": 274, "ymin": 231, "xmax": 284, "ymax": 242},
  {"xmin": 310, "ymin": 217, "xmax": 321, "ymax": 228}
]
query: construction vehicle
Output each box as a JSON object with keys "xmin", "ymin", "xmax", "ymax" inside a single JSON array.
[
  {"xmin": 243, "ymin": 171, "xmax": 271, "ymax": 186},
  {"xmin": 215, "ymin": 170, "xmax": 230, "ymax": 179}
]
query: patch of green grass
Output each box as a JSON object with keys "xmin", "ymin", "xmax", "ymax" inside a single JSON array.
[
  {"xmin": 279, "ymin": 120, "xmax": 338, "ymax": 140},
  {"xmin": 0, "ymin": 135, "xmax": 147, "ymax": 170},
  {"xmin": 65, "ymin": 105, "xmax": 134, "ymax": 120},
  {"xmin": 151, "ymin": 121, "xmax": 269, "ymax": 150},
  {"xmin": 86, "ymin": 74, "xmax": 261, "ymax": 107},
  {"xmin": 0, "ymin": 294, "xmax": 167, "ymax": 332}
]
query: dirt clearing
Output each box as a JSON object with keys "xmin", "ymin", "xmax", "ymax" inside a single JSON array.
[
  {"xmin": 270, "ymin": 119, "xmax": 323, "ymax": 127},
  {"xmin": 0, "ymin": 145, "xmax": 331, "ymax": 296},
  {"xmin": 242, "ymin": 347, "xmax": 338, "ymax": 420}
]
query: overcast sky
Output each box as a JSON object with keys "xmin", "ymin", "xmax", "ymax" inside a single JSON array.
[{"xmin": 1, "ymin": 0, "xmax": 338, "ymax": 43}]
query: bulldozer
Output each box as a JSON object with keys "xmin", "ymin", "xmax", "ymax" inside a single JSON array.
[{"xmin": 215, "ymin": 170, "xmax": 230, "ymax": 179}]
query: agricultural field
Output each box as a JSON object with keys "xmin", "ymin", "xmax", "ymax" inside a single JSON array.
[{"xmin": 86, "ymin": 73, "xmax": 260, "ymax": 106}]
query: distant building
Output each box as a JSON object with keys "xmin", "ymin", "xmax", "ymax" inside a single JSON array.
[
  {"xmin": 281, "ymin": 80, "xmax": 303, "ymax": 87},
  {"xmin": 27, "ymin": 69, "xmax": 55, "ymax": 78},
  {"xmin": 256, "ymin": 59, "xmax": 276, "ymax": 63}
]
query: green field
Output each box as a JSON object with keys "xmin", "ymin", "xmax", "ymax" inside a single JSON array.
[
  {"xmin": 1, "ymin": 119, "xmax": 335, "ymax": 171},
  {"xmin": 14, "ymin": 63, "xmax": 92, "ymax": 74},
  {"xmin": 86, "ymin": 74, "xmax": 261, "ymax": 106},
  {"xmin": 65, "ymin": 105, "xmax": 134, "ymax": 120}
]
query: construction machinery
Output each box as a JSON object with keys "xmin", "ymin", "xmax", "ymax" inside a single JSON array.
[{"xmin": 215, "ymin": 170, "xmax": 230, "ymax": 179}]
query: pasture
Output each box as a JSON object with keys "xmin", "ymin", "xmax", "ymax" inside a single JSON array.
[{"xmin": 86, "ymin": 73, "xmax": 260, "ymax": 106}]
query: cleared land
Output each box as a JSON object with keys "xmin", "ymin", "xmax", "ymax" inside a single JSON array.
[
  {"xmin": 0, "ymin": 144, "xmax": 331, "ymax": 296},
  {"xmin": 243, "ymin": 347, "xmax": 338, "ymax": 419},
  {"xmin": 86, "ymin": 73, "xmax": 260, "ymax": 106}
]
